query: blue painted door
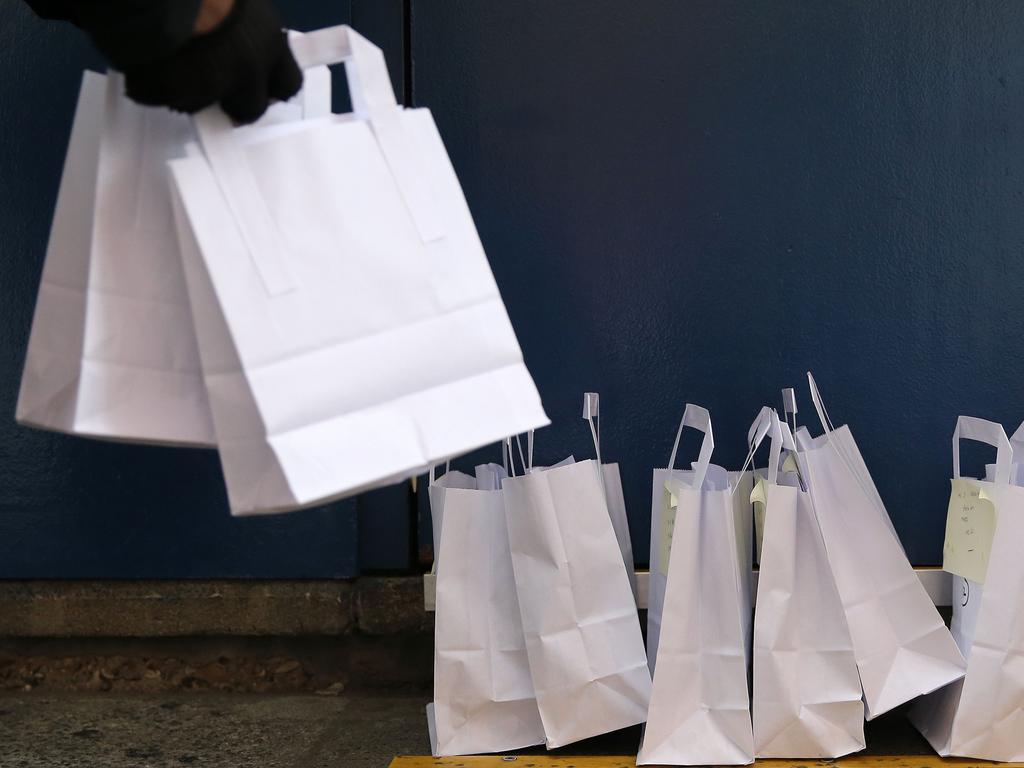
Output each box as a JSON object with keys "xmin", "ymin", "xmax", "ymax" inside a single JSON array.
[{"xmin": 410, "ymin": 0, "xmax": 1024, "ymax": 566}]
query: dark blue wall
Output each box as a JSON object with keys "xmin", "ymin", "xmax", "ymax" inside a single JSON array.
[
  {"xmin": 2, "ymin": 1, "xmax": 1023, "ymax": 576},
  {"xmin": 411, "ymin": 0, "xmax": 1024, "ymax": 566}
]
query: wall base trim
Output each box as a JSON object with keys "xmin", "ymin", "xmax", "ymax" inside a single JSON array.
[{"xmin": 422, "ymin": 567, "xmax": 952, "ymax": 611}]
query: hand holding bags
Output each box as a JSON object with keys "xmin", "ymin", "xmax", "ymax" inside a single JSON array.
[
  {"xmin": 638, "ymin": 405, "xmax": 755, "ymax": 766},
  {"xmin": 795, "ymin": 373, "xmax": 965, "ymax": 718},
  {"xmin": 429, "ymin": 460, "xmax": 545, "ymax": 757},
  {"xmin": 911, "ymin": 417, "xmax": 1024, "ymax": 761},
  {"xmin": 169, "ymin": 26, "xmax": 548, "ymax": 514},
  {"xmin": 503, "ymin": 424, "xmax": 650, "ymax": 747},
  {"xmin": 752, "ymin": 410, "xmax": 864, "ymax": 758}
]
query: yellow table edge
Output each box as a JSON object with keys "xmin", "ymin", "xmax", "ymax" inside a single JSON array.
[{"xmin": 390, "ymin": 756, "xmax": 1017, "ymax": 768}]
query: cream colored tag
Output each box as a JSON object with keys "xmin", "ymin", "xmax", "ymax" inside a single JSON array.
[
  {"xmin": 658, "ymin": 487, "xmax": 678, "ymax": 575},
  {"xmin": 751, "ymin": 479, "xmax": 767, "ymax": 563},
  {"xmin": 943, "ymin": 478, "xmax": 997, "ymax": 584},
  {"xmin": 782, "ymin": 453, "xmax": 800, "ymax": 475}
]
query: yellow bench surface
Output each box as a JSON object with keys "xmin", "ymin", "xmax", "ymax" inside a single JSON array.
[{"xmin": 390, "ymin": 757, "xmax": 1018, "ymax": 768}]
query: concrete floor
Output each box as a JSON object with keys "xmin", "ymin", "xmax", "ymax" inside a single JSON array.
[
  {"xmin": 0, "ymin": 692, "xmax": 433, "ymax": 768},
  {"xmin": 0, "ymin": 691, "xmax": 934, "ymax": 768}
]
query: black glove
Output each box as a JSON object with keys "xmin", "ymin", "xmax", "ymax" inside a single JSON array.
[
  {"xmin": 123, "ymin": 0, "xmax": 302, "ymax": 124},
  {"xmin": 35, "ymin": 0, "xmax": 302, "ymax": 125}
]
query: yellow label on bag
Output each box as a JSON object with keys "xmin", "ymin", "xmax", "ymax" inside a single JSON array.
[
  {"xmin": 658, "ymin": 487, "xmax": 678, "ymax": 575},
  {"xmin": 943, "ymin": 478, "xmax": 997, "ymax": 584},
  {"xmin": 782, "ymin": 453, "xmax": 800, "ymax": 475}
]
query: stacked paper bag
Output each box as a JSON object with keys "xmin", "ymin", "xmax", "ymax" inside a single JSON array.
[
  {"xmin": 911, "ymin": 416, "xmax": 1024, "ymax": 761},
  {"xmin": 750, "ymin": 409, "xmax": 864, "ymax": 758},
  {"xmin": 640, "ymin": 404, "xmax": 757, "ymax": 765},
  {"xmin": 18, "ymin": 25, "xmax": 548, "ymax": 515},
  {"xmin": 429, "ymin": 395, "xmax": 649, "ymax": 755},
  {"xmin": 642, "ymin": 376, "xmax": 966, "ymax": 765},
  {"xmin": 428, "ymin": 449, "xmax": 545, "ymax": 757}
]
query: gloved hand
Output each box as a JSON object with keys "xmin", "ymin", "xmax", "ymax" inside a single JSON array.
[{"xmin": 123, "ymin": 0, "xmax": 302, "ymax": 124}]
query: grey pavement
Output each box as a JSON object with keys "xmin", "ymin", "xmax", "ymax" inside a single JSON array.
[
  {"xmin": 0, "ymin": 691, "xmax": 935, "ymax": 767},
  {"xmin": 0, "ymin": 692, "xmax": 432, "ymax": 768}
]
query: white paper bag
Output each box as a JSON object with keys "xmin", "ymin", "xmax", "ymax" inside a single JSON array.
[
  {"xmin": 752, "ymin": 411, "xmax": 865, "ymax": 758},
  {"xmin": 911, "ymin": 416, "xmax": 1024, "ymax": 761},
  {"xmin": 646, "ymin": 408, "xmax": 761, "ymax": 674},
  {"xmin": 503, "ymin": 453, "xmax": 650, "ymax": 748},
  {"xmin": 17, "ymin": 56, "xmax": 321, "ymax": 446},
  {"xmin": 169, "ymin": 26, "xmax": 548, "ymax": 514},
  {"xmin": 639, "ymin": 404, "xmax": 755, "ymax": 766},
  {"xmin": 17, "ymin": 70, "xmax": 214, "ymax": 446},
  {"xmin": 429, "ymin": 468, "xmax": 544, "ymax": 756},
  {"xmin": 795, "ymin": 373, "xmax": 965, "ymax": 719}
]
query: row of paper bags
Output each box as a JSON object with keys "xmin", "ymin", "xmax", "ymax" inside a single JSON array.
[
  {"xmin": 430, "ymin": 374, "xmax": 1024, "ymax": 763},
  {"xmin": 17, "ymin": 25, "xmax": 549, "ymax": 515}
]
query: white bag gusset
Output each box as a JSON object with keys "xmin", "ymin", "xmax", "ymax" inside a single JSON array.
[
  {"xmin": 795, "ymin": 373, "xmax": 965, "ymax": 719},
  {"xmin": 429, "ymin": 466, "xmax": 544, "ymax": 756},
  {"xmin": 752, "ymin": 410, "xmax": 864, "ymax": 759},
  {"xmin": 169, "ymin": 25, "xmax": 548, "ymax": 514},
  {"xmin": 17, "ymin": 70, "xmax": 213, "ymax": 446},
  {"xmin": 583, "ymin": 393, "xmax": 638, "ymax": 602},
  {"xmin": 911, "ymin": 417, "xmax": 1024, "ymax": 761},
  {"xmin": 17, "ymin": 71, "xmax": 107, "ymax": 439},
  {"xmin": 638, "ymin": 404, "xmax": 755, "ymax": 766},
  {"xmin": 503, "ymin": 445, "xmax": 650, "ymax": 747},
  {"xmin": 427, "ymin": 461, "xmax": 478, "ymax": 563}
]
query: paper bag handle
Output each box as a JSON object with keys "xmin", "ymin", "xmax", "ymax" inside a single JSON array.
[
  {"xmin": 195, "ymin": 25, "xmax": 440, "ymax": 297},
  {"xmin": 286, "ymin": 30, "xmax": 331, "ymax": 119},
  {"xmin": 730, "ymin": 406, "xmax": 774, "ymax": 495},
  {"xmin": 768, "ymin": 411, "xmax": 802, "ymax": 485},
  {"xmin": 731, "ymin": 406, "xmax": 773, "ymax": 494},
  {"xmin": 583, "ymin": 392, "xmax": 601, "ymax": 465},
  {"xmin": 288, "ymin": 25, "xmax": 443, "ymax": 243},
  {"xmin": 782, "ymin": 387, "xmax": 798, "ymax": 433},
  {"xmin": 667, "ymin": 404, "xmax": 714, "ymax": 490},
  {"xmin": 953, "ymin": 416, "xmax": 1012, "ymax": 485},
  {"xmin": 427, "ymin": 459, "xmax": 452, "ymax": 487},
  {"xmin": 807, "ymin": 371, "xmax": 837, "ymax": 435},
  {"xmin": 1009, "ymin": 419, "xmax": 1024, "ymax": 459},
  {"xmin": 288, "ymin": 25, "xmax": 398, "ymax": 121}
]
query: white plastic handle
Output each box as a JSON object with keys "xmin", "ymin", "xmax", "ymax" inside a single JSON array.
[
  {"xmin": 953, "ymin": 415, "xmax": 1012, "ymax": 485},
  {"xmin": 667, "ymin": 404, "xmax": 714, "ymax": 490}
]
